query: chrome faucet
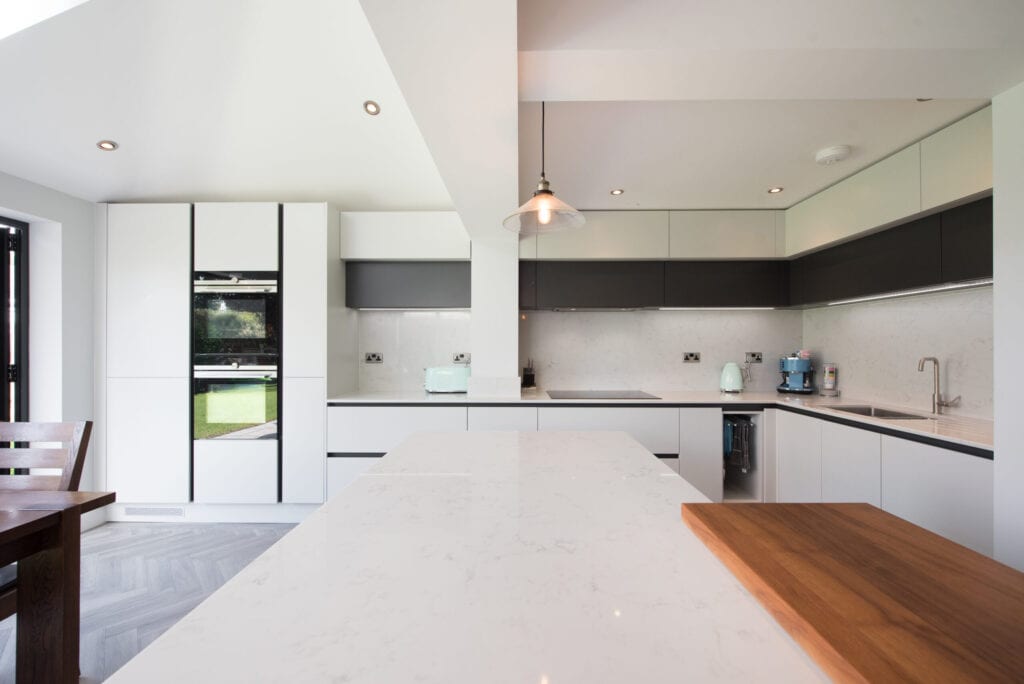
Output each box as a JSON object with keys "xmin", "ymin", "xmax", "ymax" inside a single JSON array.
[{"xmin": 917, "ymin": 357, "xmax": 960, "ymax": 414}]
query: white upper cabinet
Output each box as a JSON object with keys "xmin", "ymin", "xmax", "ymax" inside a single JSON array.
[
  {"xmin": 785, "ymin": 145, "xmax": 921, "ymax": 256},
  {"xmin": 339, "ymin": 211, "xmax": 470, "ymax": 260},
  {"xmin": 669, "ymin": 210, "xmax": 781, "ymax": 259},
  {"xmin": 535, "ymin": 211, "xmax": 669, "ymax": 259},
  {"xmin": 282, "ymin": 203, "xmax": 328, "ymax": 378},
  {"xmin": 921, "ymin": 107, "xmax": 993, "ymax": 211},
  {"xmin": 107, "ymin": 203, "xmax": 191, "ymax": 378},
  {"xmin": 194, "ymin": 202, "xmax": 279, "ymax": 271}
]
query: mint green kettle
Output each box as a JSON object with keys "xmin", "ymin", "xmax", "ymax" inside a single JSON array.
[{"xmin": 720, "ymin": 362, "xmax": 745, "ymax": 393}]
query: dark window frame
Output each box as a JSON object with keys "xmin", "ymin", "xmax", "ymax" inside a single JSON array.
[{"xmin": 0, "ymin": 215, "xmax": 29, "ymax": 422}]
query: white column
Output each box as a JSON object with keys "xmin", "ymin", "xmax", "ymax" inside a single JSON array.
[
  {"xmin": 993, "ymin": 80, "xmax": 1024, "ymax": 570},
  {"xmin": 468, "ymin": 236, "xmax": 521, "ymax": 398}
]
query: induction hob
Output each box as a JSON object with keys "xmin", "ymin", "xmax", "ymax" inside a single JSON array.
[{"xmin": 546, "ymin": 390, "xmax": 661, "ymax": 400}]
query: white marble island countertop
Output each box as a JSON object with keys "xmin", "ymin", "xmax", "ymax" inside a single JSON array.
[{"xmin": 110, "ymin": 432, "xmax": 825, "ymax": 683}]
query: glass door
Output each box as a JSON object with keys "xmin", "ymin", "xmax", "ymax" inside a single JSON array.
[
  {"xmin": 193, "ymin": 371, "xmax": 278, "ymax": 440},
  {"xmin": 0, "ymin": 216, "xmax": 28, "ymax": 422}
]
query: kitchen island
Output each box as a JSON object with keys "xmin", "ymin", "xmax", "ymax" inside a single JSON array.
[{"xmin": 109, "ymin": 431, "xmax": 825, "ymax": 682}]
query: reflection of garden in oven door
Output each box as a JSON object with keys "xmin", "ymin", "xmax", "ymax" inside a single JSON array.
[{"xmin": 194, "ymin": 382, "xmax": 278, "ymax": 440}]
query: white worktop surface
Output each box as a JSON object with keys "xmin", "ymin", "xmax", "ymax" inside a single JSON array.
[
  {"xmin": 327, "ymin": 389, "xmax": 994, "ymax": 450},
  {"xmin": 109, "ymin": 431, "xmax": 825, "ymax": 683}
]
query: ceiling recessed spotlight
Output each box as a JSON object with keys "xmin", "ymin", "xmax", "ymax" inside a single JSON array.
[
  {"xmin": 610, "ymin": 188, "xmax": 624, "ymax": 196},
  {"xmin": 363, "ymin": 100, "xmax": 381, "ymax": 116},
  {"xmin": 96, "ymin": 140, "xmax": 119, "ymax": 151},
  {"xmin": 815, "ymin": 144, "xmax": 852, "ymax": 166},
  {"xmin": 767, "ymin": 186, "xmax": 784, "ymax": 194},
  {"xmin": 916, "ymin": 98, "xmax": 934, "ymax": 102}
]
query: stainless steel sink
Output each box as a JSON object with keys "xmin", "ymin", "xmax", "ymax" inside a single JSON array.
[{"xmin": 830, "ymin": 405, "xmax": 933, "ymax": 420}]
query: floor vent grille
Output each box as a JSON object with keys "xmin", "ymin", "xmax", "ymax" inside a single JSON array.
[{"xmin": 123, "ymin": 506, "xmax": 186, "ymax": 517}]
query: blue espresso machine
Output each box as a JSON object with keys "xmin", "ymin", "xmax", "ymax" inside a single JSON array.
[{"xmin": 777, "ymin": 355, "xmax": 815, "ymax": 394}]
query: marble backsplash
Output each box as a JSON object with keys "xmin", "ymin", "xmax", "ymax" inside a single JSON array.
[
  {"xmin": 519, "ymin": 309, "xmax": 804, "ymax": 393},
  {"xmin": 802, "ymin": 286, "xmax": 993, "ymax": 419},
  {"xmin": 357, "ymin": 311, "xmax": 471, "ymax": 392}
]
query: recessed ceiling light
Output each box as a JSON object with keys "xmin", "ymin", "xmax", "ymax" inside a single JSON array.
[
  {"xmin": 363, "ymin": 100, "xmax": 381, "ymax": 116},
  {"xmin": 767, "ymin": 186, "xmax": 784, "ymax": 194},
  {"xmin": 96, "ymin": 140, "xmax": 119, "ymax": 151},
  {"xmin": 610, "ymin": 189, "xmax": 624, "ymax": 196}
]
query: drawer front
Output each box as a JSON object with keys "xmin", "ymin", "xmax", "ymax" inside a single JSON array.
[
  {"xmin": 537, "ymin": 407, "xmax": 679, "ymax": 454},
  {"xmin": 327, "ymin": 406, "xmax": 467, "ymax": 453},
  {"xmin": 468, "ymin": 407, "xmax": 538, "ymax": 431},
  {"xmin": 327, "ymin": 456, "xmax": 381, "ymax": 499},
  {"xmin": 193, "ymin": 440, "xmax": 278, "ymax": 504}
]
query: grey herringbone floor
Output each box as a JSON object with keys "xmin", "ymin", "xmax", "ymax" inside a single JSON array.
[{"xmin": 0, "ymin": 522, "xmax": 293, "ymax": 682}]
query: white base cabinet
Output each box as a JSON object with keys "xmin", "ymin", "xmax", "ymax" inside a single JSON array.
[
  {"xmin": 678, "ymin": 408, "xmax": 724, "ymax": 501},
  {"xmin": 468, "ymin": 407, "xmax": 538, "ymax": 431},
  {"xmin": 881, "ymin": 437, "xmax": 993, "ymax": 555},
  {"xmin": 107, "ymin": 378, "xmax": 190, "ymax": 503},
  {"xmin": 537, "ymin": 407, "xmax": 679, "ymax": 454},
  {"xmin": 327, "ymin": 406, "xmax": 467, "ymax": 453},
  {"xmin": 776, "ymin": 410, "xmax": 823, "ymax": 502},
  {"xmin": 193, "ymin": 440, "xmax": 278, "ymax": 504},
  {"xmin": 820, "ymin": 422, "xmax": 881, "ymax": 506},
  {"xmin": 327, "ymin": 457, "xmax": 379, "ymax": 499},
  {"xmin": 282, "ymin": 377, "xmax": 326, "ymax": 504}
]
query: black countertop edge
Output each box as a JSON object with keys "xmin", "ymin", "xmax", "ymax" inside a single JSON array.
[{"xmin": 324, "ymin": 400, "xmax": 993, "ymax": 460}]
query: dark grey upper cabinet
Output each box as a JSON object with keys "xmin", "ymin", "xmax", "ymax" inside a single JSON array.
[
  {"xmin": 519, "ymin": 261, "xmax": 537, "ymax": 310},
  {"xmin": 535, "ymin": 261, "xmax": 664, "ymax": 309},
  {"xmin": 345, "ymin": 261, "xmax": 470, "ymax": 309},
  {"xmin": 940, "ymin": 196, "xmax": 992, "ymax": 283},
  {"xmin": 790, "ymin": 214, "xmax": 942, "ymax": 305},
  {"xmin": 664, "ymin": 261, "xmax": 789, "ymax": 308}
]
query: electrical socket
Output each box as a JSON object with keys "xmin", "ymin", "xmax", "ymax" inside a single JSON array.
[
  {"xmin": 683, "ymin": 352, "xmax": 701, "ymax": 363},
  {"xmin": 745, "ymin": 352, "xmax": 763, "ymax": 364},
  {"xmin": 453, "ymin": 352, "xmax": 471, "ymax": 364},
  {"xmin": 364, "ymin": 352, "xmax": 383, "ymax": 364}
]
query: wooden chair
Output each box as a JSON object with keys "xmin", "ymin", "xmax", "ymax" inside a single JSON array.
[{"xmin": 0, "ymin": 420, "xmax": 93, "ymax": 619}]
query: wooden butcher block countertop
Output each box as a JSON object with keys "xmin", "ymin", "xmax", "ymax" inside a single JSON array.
[{"xmin": 681, "ymin": 503, "xmax": 1024, "ymax": 683}]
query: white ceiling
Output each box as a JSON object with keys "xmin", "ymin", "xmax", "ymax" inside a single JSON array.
[
  {"xmin": 518, "ymin": 0, "xmax": 1024, "ymax": 101},
  {"xmin": 516, "ymin": 0, "xmax": 1023, "ymax": 209},
  {"xmin": 0, "ymin": 0, "xmax": 453, "ymax": 209},
  {"xmin": 519, "ymin": 99, "xmax": 987, "ymax": 209}
]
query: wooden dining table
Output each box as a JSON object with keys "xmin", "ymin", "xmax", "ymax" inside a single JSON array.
[{"xmin": 0, "ymin": 490, "xmax": 115, "ymax": 684}]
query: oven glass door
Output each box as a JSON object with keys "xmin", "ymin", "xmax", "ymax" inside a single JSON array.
[
  {"xmin": 193, "ymin": 291, "xmax": 280, "ymax": 361},
  {"xmin": 193, "ymin": 372, "xmax": 278, "ymax": 440}
]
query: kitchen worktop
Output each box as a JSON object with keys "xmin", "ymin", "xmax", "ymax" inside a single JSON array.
[
  {"xmin": 327, "ymin": 389, "xmax": 994, "ymax": 451},
  {"xmin": 109, "ymin": 431, "xmax": 825, "ymax": 683}
]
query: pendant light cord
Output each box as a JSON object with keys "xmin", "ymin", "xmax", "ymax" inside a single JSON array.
[{"xmin": 541, "ymin": 101, "xmax": 546, "ymax": 180}]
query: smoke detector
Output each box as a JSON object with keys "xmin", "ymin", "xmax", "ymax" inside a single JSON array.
[{"xmin": 815, "ymin": 145, "xmax": 852, "ymax": 166}]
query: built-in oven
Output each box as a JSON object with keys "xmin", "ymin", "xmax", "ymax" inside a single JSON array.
[
  {"xmin": 193, "ymin": 368, "xmax": 279, "ymax": 440},
  {"xmin": 193, "ymin": 272, "xmax": 280, "ymax": 367}
]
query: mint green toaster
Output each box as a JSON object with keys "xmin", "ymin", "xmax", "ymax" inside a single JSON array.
[{"xmin": 424, "ymin": 365, "xmax": 471, "ymax": 393}]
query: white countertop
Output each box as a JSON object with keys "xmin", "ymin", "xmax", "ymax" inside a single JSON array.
[
  {"xmin": 109, "ymin": 432, "xmax": 826, "ymax": 683},
  {"xmin": 327, "ymin": 389, "xmax": 994, "ymax": 450}
]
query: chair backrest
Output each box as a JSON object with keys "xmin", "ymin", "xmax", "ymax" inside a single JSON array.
[{"xmin": 0, "ymin": 421, "xmax": 93, "ymax": 492}]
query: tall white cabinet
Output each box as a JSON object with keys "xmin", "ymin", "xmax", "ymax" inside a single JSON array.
[
  {"xmin": 105, "ymin": 204, "xmax": 192, "ymax": 503},
  {"xmin": 281, "ymin": 203, "xmax": 339, "ymax": 504}
]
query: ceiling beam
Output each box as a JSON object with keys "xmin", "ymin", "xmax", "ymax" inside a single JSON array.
[
  {"xmin": 359, "ymin": 0, "xmax": 518, "ymax": 239},
  {"xmin": 520, "ymin": 48, "xmax": 1024, "ymax": 102}
]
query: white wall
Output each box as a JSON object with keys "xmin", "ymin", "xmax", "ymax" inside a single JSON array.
[
  {"xmin": 802, "ymin": 287, "xmax": 993, "ymax": 418},
  {"xmin": 993, "ymin": 80, "xmax": 1024, "ymax": 570},
  {"xmin": 357, "ymin": 311, "xmax": 470, "ymax": 392},
  {"xmin": 0, "ymin": 169, "xmax": 98, "ymax": 520},
  {"xmin": 519, "ymin": 310, "xmax": 802, "ymax": 392}
]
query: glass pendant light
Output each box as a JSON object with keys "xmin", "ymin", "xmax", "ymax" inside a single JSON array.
[{"xmin": 503, "ymin": 102, "xmax": 585, "ymax": 234}]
